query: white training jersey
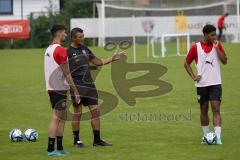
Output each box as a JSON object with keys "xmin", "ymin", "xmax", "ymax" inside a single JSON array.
[
  {"xmin": 44, "ymin": 44, "xmax": 70, "ymax": 91},
  {"xmin": 195, "ymin": 42, "xmax": 222, "ymax": 87}
]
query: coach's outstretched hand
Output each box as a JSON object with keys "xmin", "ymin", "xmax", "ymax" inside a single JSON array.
[
  {"xmin": 112, "ymin": 51, "xmax": 126, "ymax": 61},
  {"xmin": 74, "ymin": 92, "xmax": 81, "ymax": 105}
]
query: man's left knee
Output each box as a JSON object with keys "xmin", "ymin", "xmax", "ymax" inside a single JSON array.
[
  {"xmin": 213, "ymin": 109, "xmax": 220, "ymax": 113},
  {"xmin": 91, "ymin": 108, "xmax": 100, "ymax": 118}
]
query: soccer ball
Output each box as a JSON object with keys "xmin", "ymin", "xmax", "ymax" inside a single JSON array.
[
  {"xmin": 204, "ymin": 132, "xmax": 216, "ymax": 145},
  {"xmin": 9, "ymin": 129, "xmax": 24, "ymax": 142},
  {"xmin": 24, "ymin": 129, "xmax": 38, "ymax": 142}
]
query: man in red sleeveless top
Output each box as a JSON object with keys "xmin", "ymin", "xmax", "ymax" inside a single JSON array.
[{"xmin": 44, "ymin": 25, "xmax": 80, "ymax": 156}]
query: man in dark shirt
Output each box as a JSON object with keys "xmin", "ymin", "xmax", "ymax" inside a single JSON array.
[{"xmin": 67, "ymin": 27, "xmax": 125, "ymax": 147}]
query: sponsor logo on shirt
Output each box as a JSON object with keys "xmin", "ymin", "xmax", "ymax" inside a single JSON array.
[
  {"xmin": 73, "ymin": 52, "xmax": 77, "ymax": 56},
  {"xmin": 205, "ymin": 59, "xmax": 214, "ymax": 67},
  {"xmin": 82, "ymin": 50, "xmax": 87, "ymax": 55}
]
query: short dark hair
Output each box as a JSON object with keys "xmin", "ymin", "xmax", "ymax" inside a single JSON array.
[
  {"xmin": 50, "ymin": 24, "xmax": 67, "ymax": 36},
  {"xmin": 71, "ymin": 27, "xmax": 83, "ymax": 39},
  {"xmin": 225, "ymin": 13, "xmax": 229, "ymax": 16},
  {"xmin": 202, "ymin": 24, "xmax": 216, "ymax": 34}
]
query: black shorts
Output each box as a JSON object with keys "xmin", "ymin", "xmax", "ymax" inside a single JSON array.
[
  {"xmin": 196, "ymin": 84, "xmax": 222, "ymax": 104},
  {"xmin": 70, "ymin": 83, "xmax": 98, "ymax": 107},
  {"xmin": 48, "ymin": 91, "xmax": 67, "ymax": 110}
]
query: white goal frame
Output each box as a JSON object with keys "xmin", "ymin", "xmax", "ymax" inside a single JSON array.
[
  {"xmin": 99, "ymin": 0, "xmax": 240, "ymax": 44},
  {"xmin": 151, "ymin": 33, "xmax": 190, "ymax": 58}
]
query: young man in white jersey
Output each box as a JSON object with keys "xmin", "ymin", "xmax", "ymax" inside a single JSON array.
[
  {"xmin": 184, "ymin": 24, "xmax": 227, "ymax": 145},
  {"xmin": 44, "ymin": 25, "xmax": 80, "ymax": 156}
]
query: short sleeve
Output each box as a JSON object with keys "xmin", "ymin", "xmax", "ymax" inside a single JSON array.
[
  {"xmin": 53, "ymin": 46, "xmax": 67, "ymax": 65},
  {"xmin": 186, "ymin": 44, "xmax": 198, "ymax": 64},
  {"xmin": 87, "ymin": 48, "xmax": 96, "ymax": 61}
]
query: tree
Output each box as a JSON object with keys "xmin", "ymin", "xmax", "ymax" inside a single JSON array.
[{"xmin": 7, "ymin": 0, "xmax": 94, "ymax": 49}]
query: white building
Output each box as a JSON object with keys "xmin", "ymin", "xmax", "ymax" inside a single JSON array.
[{"xmin": 0, "ymin": 0, "xmax": 60, "ymax": 20}]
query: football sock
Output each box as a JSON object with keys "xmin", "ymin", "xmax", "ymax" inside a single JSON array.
[
  {"xmin": 202, "ymin": 126, "xmax": 210, "ymax": 136},
  {"xmin": 214, "ymin": 126, "xmax": 221, "ymax": 139},
  {"xmin": 47, "ymin": 137, "xmax": 55, "ymax": 152},
  {"xmin": 57, "ymin": 136, "xmax": 63, "ymax": 150},
  {"xmin": 93, "ymin": 130, "xmax": 101, "ymax": 143},
  {"xmin": 73, "ymin": 130, "xmax": 80, "ymax": 144}
]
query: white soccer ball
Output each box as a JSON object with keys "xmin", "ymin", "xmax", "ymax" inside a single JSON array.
[
  {"xmin": 9, "ymin": 129, "xmax": 23, "ymax": 142},
  {"xmin": 204, "ymin": 132, "xmax": 216, "ymax": 145},
  {"xmin": 24, "ymin": 129, "xmax": 38, "ymax": 142}
]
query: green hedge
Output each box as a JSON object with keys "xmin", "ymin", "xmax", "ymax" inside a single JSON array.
[{"xmin": 0, "ymin": 0, "xmax": 94, "ymax": 49}]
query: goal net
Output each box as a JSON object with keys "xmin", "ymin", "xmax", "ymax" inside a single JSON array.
[{"xmin": 96, "ymin": 0, "xmax": 240, "ymax": 56}]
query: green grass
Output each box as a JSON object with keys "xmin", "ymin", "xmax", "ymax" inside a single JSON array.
[{"xmin": 0, "ymin": 43, "xmax": 240, "ymax": 160}]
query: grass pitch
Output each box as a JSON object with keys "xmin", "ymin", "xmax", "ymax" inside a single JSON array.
[{"xmin": 0, "ymin": 43, "xmax": 240, "ymax": 160}]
